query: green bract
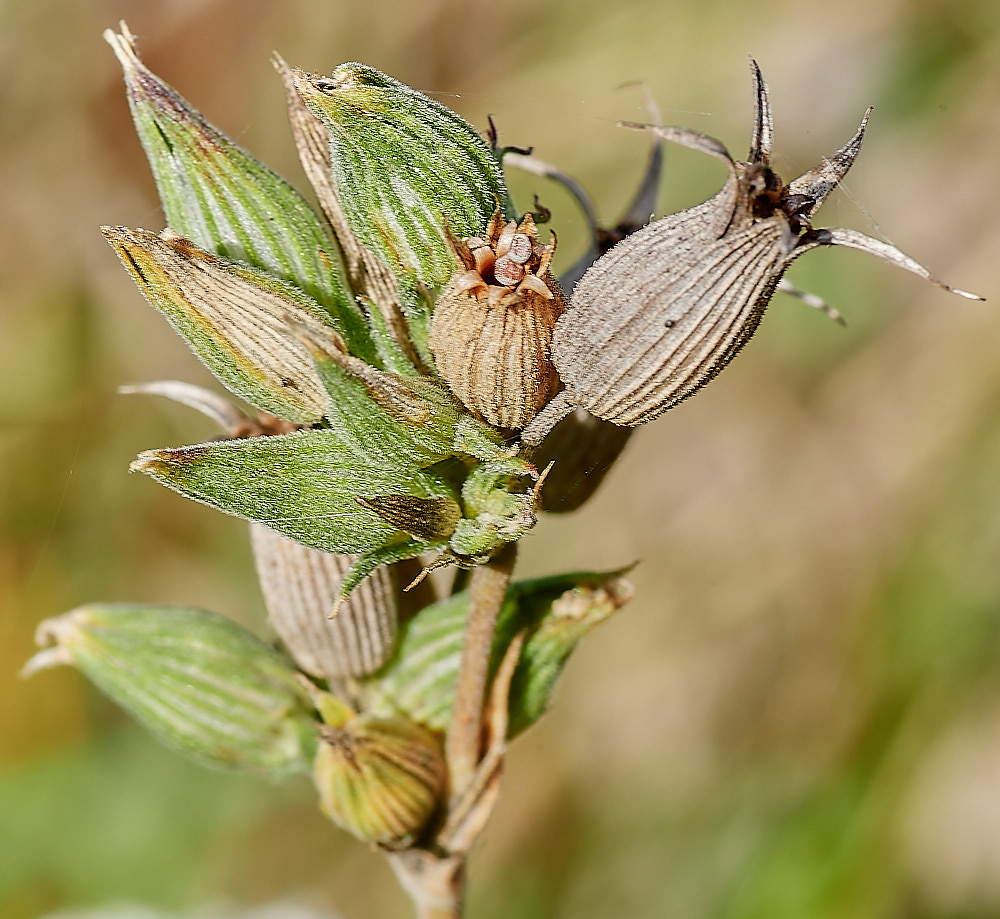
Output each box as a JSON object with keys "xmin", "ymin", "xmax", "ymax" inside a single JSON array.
[
  {"xmin": 103, "ymin": 226, "xmax": 340, "ymax": 423},
  {"xmin": 294, "ymin": 63, "xmax": 512, "ymax": 293},
  {"xmin": 131, "ymin": 427, "xmax": 460, "ymax": 554},
  {"xmin": 367, "ymin": 572, "xmax": 634, "ymax": 736},
  {"xmin": 24, "ymin": 605, "xmax": 317, "ymax": 780},
  {"xmin": 104, "ymin": 27, "xmax": 372, "ymax": 359}
]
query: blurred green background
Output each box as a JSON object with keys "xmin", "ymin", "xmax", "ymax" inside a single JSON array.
[{"xmin": 2, "ymin": 0, "xmax": 998, "ymax": 916}]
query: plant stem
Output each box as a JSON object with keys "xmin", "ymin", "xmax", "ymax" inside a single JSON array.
[
  {"xmin": 388, "ymin": 851, "xmax": 465, "ymax": 919},
  {"xmin": 393, "ymin": 544, "xmax": 518, "ymax": 918},
  {"xmin": 445, "ymin": 541, "xmax": 517, "ymax": 800}
]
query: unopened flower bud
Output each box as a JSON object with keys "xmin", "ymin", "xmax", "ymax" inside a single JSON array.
[
  {"xmin": 313, "ymin": 714, "xmax": 446, "ymax": 847},
  {"xmin": 24, "ymin": 604, "xmax": 316, "ymax": 780},
  {"xmin": 292, "ymin": 63, "xmax": 510, "ymax": 291}
]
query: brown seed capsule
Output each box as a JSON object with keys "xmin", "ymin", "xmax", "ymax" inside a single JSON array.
[
  {"xmin": 531, "ymin": 408, "xmax": 634, "ymax": 513},
  {"xmin": 250, "ymin": 525, "xmax": 398, "ymax": 679},
  {"xmin": 520, "ymin": 60, "xmax": 982, "ymax": 446},
  {"xmin": 429, "ymin": 209, "xmax": 566, "ymax": 431},
  {"xmin": 313, "ymin": 714, "xmax": 446, "ymax": 847}
]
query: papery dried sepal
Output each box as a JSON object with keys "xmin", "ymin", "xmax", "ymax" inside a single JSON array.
[
  {"xmin": 531, "ymin": 408, "xmax": 634, "ymax": 513},
  {"xmin": 251, "ymin": 525, "xmax": 399, "ymax": 679},
  {"xmin": 520, "ymin": 60, "xmax": 983, "ymax": 446}
]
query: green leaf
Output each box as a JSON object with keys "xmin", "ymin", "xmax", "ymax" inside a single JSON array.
[
  {"xmin": 367, "ymin": 571, "xmax": 634, "ymax": 736},
  {"xmin": 104, "ymin": 26, "xmax": 373, "ymax": 359},
  {"xmin": 24, "ymin": 604, "xmax": 317, "ymax": 780},
  {"xmin": 312, "ymin": 353, "xmax": 475, "ymax": 466},
  {"xmin": 103, "ymin": 226, "xmax": 341, "ymax": 423},
  {"xmin": 130, "ymin": 429, "xmax": 458, "ymax": 554},
  {"xmin": 293, "ymin": 64, "xmax": 511, "ymax": 293},
  {"xmin": 336, "ymin": 539, "xmax": 446, "ymax": 612}
]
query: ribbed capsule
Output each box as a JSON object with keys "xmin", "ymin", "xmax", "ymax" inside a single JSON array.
[
  {"xmin": 531, "ymin": 408, "xmax": 634, "ymax": 513},
  {"xmin": 250, "ymin": 524, "xmax": 398, "ymax": 679},
  {"xmin": 520, "ymin": 60, "xmax": 981, "ymax": 446},
  {"xmin": 313, "ymin": 714, "xmax": 446, "ymax": 847},
  {"xmin": 429, "ymin": 210, "xmax": 566, "ymax": 431}
]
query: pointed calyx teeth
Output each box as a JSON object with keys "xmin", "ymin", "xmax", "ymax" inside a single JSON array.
[
  {"xmin": 429, "ymin": 207, "xmax": 566, "ymax": 431},
  {"xmin": 786, "ymin": 106, "xmax": 873, "ymax": 221},
  {"xmin": 520, "ymin": 60, "xmax": 982, "ymax": 450}
]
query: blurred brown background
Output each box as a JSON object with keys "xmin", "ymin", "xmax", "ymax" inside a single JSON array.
[{"xmin": 1, "ymin": 0, "xmax": 998, "ymax": 917}]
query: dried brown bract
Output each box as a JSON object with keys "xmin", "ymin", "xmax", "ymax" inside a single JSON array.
[
  {"xmin": 429, "ymin": 209, "xmax": 566, "ymax": 431},
  {"xmin": 520, "ymin": 60, "xmax": 982, "ymax": 446}
]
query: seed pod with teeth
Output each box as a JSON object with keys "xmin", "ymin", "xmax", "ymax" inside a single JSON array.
[
  {"xmin": 313, "ymin": 713, "xmax": 446, "ymax": 847},
  {"xmin": 429, "ymin": 209, "xmax": 566, "ymax": 431},
  {"xmin": 520, "ymin": 60, "xmax": 982, "ymax": 446}
]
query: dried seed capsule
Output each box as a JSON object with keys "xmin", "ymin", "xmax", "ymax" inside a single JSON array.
[
  {"xmin": 250, "ymin": 525, "xmax": 399, "ymax": 679},
  {"xmin": 429, "ymin": 210, "xmax": 566, "ymax": 431},
  {"xmin": 531, "ymin": 408, "xmax": 634, "ymax": 513},
  {"xmin": 313, "ymin": 714, "xmax": 446, "ymax": 847},
  {"xmin": 520, "ymin": 61, "xmax": 982, "ymax": 446}
]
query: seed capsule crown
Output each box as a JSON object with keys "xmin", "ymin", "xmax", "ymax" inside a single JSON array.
[{"xmin": 429, "ymin": 209, "xmax": 566, "ymax": 431}]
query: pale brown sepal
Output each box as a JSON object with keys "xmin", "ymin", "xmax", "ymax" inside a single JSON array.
[{"xmin": 250, "ymin": 525, "xmax": 399, "ymax": 679}]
